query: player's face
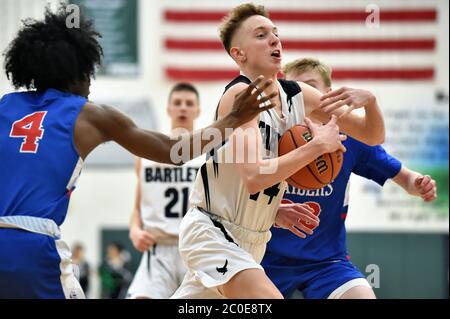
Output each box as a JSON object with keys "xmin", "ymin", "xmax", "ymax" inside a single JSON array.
[
  {"xmin": 236, "ymin": 15, "xmax": 282, "ymax": 73},
  {"xmin": 285, "ymin": 69, "xmax": 331, "ymax": 94},
  {"xmin": 167, "ymin": 90, "xmax": 200, "ymax": 128}
]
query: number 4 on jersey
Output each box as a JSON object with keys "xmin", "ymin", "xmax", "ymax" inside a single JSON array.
[{"xmin": 10, "ymin": 111, "xmax": 47, "ymax": 153}]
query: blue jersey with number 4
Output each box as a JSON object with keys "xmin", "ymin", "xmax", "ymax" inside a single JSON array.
[
  {"xmin": 264, "ymin": 136, "xmax": 402, "ymax": 263},
  {"xmin": 0, "ymin": 89, "xmax": 86, "ymax": 225}
]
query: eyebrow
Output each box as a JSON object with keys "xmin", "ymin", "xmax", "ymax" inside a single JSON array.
[{"xmin": 253, "ymin": 26, "xmax": 278, "ymax": 33}]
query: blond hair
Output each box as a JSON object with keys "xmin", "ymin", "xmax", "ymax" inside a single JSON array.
[
  {"xmin": 283, "ymin": 58, "xmax": 332, "ymax": 87},
  {"xmin": 219, "ymin": 3, "xmax": 268, "ymax": 55}
]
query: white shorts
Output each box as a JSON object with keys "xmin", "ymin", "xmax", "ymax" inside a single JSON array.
[
  {"xmin": 171, "ymin": 207, "xmax": 271, "ymax": 299},
  {"xmin": 127, "ymin": 244, "xmax": 186, "ymax": 299}
]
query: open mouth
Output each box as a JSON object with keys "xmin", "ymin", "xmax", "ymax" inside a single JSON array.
[{"xmin": 271, "ymin": 50, "xmax": 281, "ymax": 58}]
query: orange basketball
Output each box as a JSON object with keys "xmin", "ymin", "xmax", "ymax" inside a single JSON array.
[{"xmin": 279, "ymin": 125, "xmax": 343, "ymax": 190}]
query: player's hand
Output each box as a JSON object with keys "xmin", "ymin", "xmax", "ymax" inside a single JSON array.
[
  {"xmin": 129, "ymin": 226, "xmax": 156, "ymax": 252},
  {"xmin": 229, "ymin": 75, "xmax": 278, "ymax": 126},
  {"xmin": 414, "ymin": 175, "xmax": 437, "ymax": 202},
  {"xmin": 319, "ymin": 87, "xmax": 376, "ymax": 118},
  {"xmin": 274, "ymin": 203, "xmax": 320, "ymax": 238},
  {"xmin": 305, "ymin": 115, "xmax": 347, "ymax": 153}
]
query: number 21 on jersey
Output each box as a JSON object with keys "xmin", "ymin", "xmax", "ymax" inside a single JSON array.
[{"xmin": 9, "ymin": 111, "xmax": 47, "ymax": 153}]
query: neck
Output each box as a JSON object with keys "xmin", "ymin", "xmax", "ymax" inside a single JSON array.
[
  {"xmin": 241, "ymin": 68, "xmax": 279, "ymax": 100},
  {"xmin": 240, "ymin": 66, "xmax": 278, "ymax": 83}
]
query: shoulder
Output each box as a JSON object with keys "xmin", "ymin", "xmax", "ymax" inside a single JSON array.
[
  {"xmin": 78, "ymin": 102, "xmax": 124, "ymax": 124},
  {"xmin": 346, "ymin": 136, "xmax": 392, "ymax": 165},
  {"xmin": 1, "ymin": 91, "xmax": 34, "ymax": 105},
  {"xmin": 346, "ymin": 136, "xmax": 383, "ymax": 153},
  {"xmin": 0, "ymin": 92, "xmax": 13, "ymax": 103},
  {"xmin": 217, "ymin": 77, "xmax": 251, "ymax": 118},
  {"xmin": 222, "ymin": 75, "xmax": 251, "ymax": 97},
  {"xmin": 278, "ymin": 79, "xmax": 301, "ymax": 97},
  {"xmin": 296, "ymin": 81, "xmax": 322, "ymax": 115},
  {"xmin": 224, "ymin": 75, "xmax": 251, "ymax": 91}
]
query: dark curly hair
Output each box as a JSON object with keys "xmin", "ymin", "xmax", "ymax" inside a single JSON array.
[{"xmin": 3, "ymin": 4, "xmax": 103, "ymax": 92}]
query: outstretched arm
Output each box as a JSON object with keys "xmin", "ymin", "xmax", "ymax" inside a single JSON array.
[
  {"xmin": 392, "ymin": 167, "xmax": 437, "ymax": 202},
  {"xmin": 75, "ymin": 76, "xmax": 277, "ymax": 164},
  {"xmin": 301, "ymin": 83, "xmax": 385, "ymax": 146}
]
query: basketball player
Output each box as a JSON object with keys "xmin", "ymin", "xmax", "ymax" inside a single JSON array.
[
  {"xmin": 126, "ymin": 83, "xmax": 203, "ymax": 298},
  {"xmin": 0, "ymin": 5, "xmax": 277, "ymax": 299},
  {"xmin": 261, "ymin": 57, "xmax": 438, "ymax": 299},
  {"xmin": 171, "ymin": 3, "xmax": 386, "ymax": 299}
]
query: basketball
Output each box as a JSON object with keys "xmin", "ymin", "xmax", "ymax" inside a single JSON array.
[{"xmin": 279, "ymin": 125, "xmax": 343, "ymax": 190}]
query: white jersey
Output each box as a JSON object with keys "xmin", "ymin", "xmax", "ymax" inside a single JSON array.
[
  {"xmin": 140, "ymin": 156, "xmax": 203, "ymax": 239},
  {"xmin": 189, "ymin": 76, "xmax": 306, "ymax": 233}
]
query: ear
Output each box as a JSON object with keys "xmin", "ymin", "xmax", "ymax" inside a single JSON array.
[{"xmin": 230, "ymin": 46, "xmax": 246, "ymax": 63}]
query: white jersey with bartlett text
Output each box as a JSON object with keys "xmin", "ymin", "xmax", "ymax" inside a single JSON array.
[
  {"xmin": 189, "ymin": 76, "xmax": 306, "ymax": 233},
  {"xmin": 140, "ymin": 156, "xmax": 203, "ymax": 238}
]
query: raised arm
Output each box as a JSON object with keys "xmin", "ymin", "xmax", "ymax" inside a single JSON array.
[
  {"xmin": 217, "ymin": 83, "xmax": 346, "ymax": 194},
  {"xmin": 74, "ymin": 76, "xmax": 277, "ymax": 164},
  {"xmin": 301, "ymin": 82, "xmax": 385, "ymax": 146}
]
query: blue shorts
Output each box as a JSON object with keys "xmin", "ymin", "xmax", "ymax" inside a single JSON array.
[
  {"xmin": 262, "ymin": 252, "xmax": 366, "ymax": 299},
  {"xmin": 0, "ymin": 228, "xmax": 82, "ymax": 299}
]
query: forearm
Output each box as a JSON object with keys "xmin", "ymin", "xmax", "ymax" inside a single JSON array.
[
  {"xmin": 170, "ymin": 114, "xmax": 238, "ymax": 163},
  {"xmin": 115, "ymin": 117, "xmax": 236, "ymax": 166},
  {"xmin": 334, "ymin": 99, "xmax": 384, "ymax": 146},
  {"xmin": 92, "ymin": 103, "xmax": 242, "ymax": 165},
  {"xmin": 361, "ymin": 97, "xmax": 385, "ymax": 145},
  {"xmin": 243, "ymin": 141, "xmax": 324, "ymax": 193},
  {"xmin": 305, "ymin": 84, "xmax": 385, "ymax": 146},
  {"xmin": 392, "ymin": 167, "xmax": 421, "ymax": 196},
  {"xmin": 129, "ymin": 207, "xmax": 143, "ymax": 230}
]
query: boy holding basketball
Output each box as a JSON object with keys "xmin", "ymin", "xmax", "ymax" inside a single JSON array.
[
  {"xmin": 172, "ymin": 3, "xmax": 386, "ymax": 299},
  {"xmin": 262, "ymin": 57, "xmax": 438, "ymax": 299}
]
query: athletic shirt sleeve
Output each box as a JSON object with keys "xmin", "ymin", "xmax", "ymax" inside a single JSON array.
[{"xmin": 351, "ymin": 137, "xmax": 402, "ymax": 186}]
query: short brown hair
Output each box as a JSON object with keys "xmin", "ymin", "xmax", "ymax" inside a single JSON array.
[
  {"xmin": 168, "ymin": 82, "xmax": 200, "ymax": 102},
  {"xmin": 219, "ymin": 3, "xmax": 268, "ymax": 55},
  {"xmin": 283, "ymin": 58, "xmax": 332, "ymax": 88}
]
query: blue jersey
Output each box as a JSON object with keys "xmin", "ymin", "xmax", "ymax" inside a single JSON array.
[
  {"xmin": 0, "ymin": 88, "xmax": 87, "ymax": 298},
  {"xmin": 0, "ymin": 89, "xmax": 86, "ymax": 225},
  {"xmin": 264, "ymin": 136, "xmax": 402, "ymax": 263}
]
